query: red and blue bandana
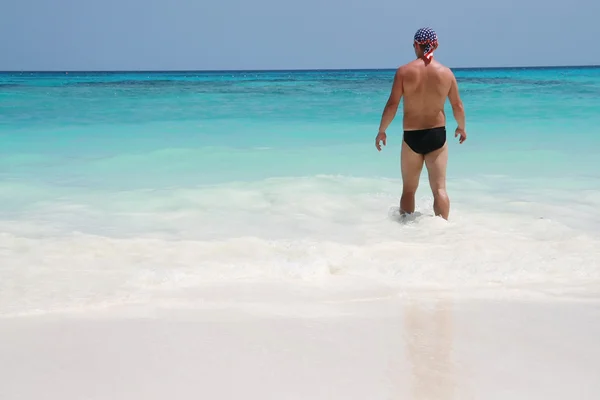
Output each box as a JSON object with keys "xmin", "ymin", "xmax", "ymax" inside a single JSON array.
[{"xmin": 414, "ymin": 28, "xmax": 438, "ymax": 61}]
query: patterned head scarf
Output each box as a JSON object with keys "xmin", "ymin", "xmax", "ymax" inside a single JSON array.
[{"xmin": 414, "ymin": 27, "xmax": 438, "ymax": 61}]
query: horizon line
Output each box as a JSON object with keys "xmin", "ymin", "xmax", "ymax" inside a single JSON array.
[{"xmin": 1, "ymin": 64, "xmax": 599, "ymax": 74}]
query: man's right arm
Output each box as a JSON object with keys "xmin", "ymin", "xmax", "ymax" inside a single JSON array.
[
  {"xmin": 447, "ymin": 71, "xmax": 467, "ymax": 143},
  {"xmin": 448, "ymin": 72, "xmax": 465, "ymax": 130}
]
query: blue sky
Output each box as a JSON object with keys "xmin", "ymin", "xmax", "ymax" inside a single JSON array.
[{"xmin": 1, "ymin": 0, "xmax": 598, "ymax": 70}]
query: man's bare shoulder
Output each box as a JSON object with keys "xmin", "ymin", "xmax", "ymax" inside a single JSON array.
[
  {"xmin": 393, "ymin": 63, "xmax": 408, "ymax": 77},
  {"xmin": 398, "ymin": 60, "xmax": 421, "ymax": 72},
  {"xmin": 397, "ymin": 59, "xmax": 453, "ymax": 74},
  {"xmin": 393, "ymin": 61, "xmax": 419, "ymax": 80},
  {"xmin": 435, "ymin": 61, "xmax": 456, "ymax": 79}
]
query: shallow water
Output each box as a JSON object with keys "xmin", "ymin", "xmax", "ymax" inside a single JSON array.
[{"xmin": 1, "ymin": 68, "xmax": 600, "ymax": 315}]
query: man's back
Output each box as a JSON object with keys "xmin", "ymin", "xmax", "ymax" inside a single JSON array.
[{"xmin": 400, "ymin": 59, "xmax": 453, "ymax": 131}]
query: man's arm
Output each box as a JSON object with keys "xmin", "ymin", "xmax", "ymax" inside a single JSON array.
[
  {"xmin": 448, "ymin": 72, "xmax": 465, "ymax": 130},
  {"xmin": 378, "ymin": 68, "xmax": 404, "ymax": 133},
  {"xmin": 448, "ymin": 71, "xmax": 467, "ymax": 143}
]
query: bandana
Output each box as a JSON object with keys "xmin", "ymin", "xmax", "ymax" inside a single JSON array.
[{"xmin": 414, "ymin": 27, "xmax": 438, "ymax": 61}]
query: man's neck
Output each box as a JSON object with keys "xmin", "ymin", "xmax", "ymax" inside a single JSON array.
[{"xmin": 417, "ymin": 55, "xmax": 433, "ymax": 65}]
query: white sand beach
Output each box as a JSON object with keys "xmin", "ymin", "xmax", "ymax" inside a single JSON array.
[{"xmin": 1, "ymin": 283, "xmax": 599, "ymax": 400}]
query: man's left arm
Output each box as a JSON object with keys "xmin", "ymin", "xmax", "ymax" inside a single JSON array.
[{"xmin": 376, "ymin": 68, "xmax": 404, "ymax": 151}]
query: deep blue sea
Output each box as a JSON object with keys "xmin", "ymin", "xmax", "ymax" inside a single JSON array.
[{"xmin": 1, "ymin": 67, "xmax": 600, "ymax": 315}]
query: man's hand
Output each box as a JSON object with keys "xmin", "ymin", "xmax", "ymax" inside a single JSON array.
[
  {"xmin": 375, "ymin": 131, "xmax": 387, "ymax": 151},
  {"xmin": 455, "ymin": 128, "xmax": 467, "ymax": 144}
]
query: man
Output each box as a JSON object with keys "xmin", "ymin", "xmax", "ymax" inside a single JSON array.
[{"xmin": 375, "ymin": 27, "xmax": 466, "ymax": 220}]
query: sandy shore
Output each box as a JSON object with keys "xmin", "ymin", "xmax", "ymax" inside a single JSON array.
[{"xmin": 1, "ymin": 283, "xmax": 599, "ymax": 400}]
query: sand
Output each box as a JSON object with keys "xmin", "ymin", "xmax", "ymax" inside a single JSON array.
[{"xmin": 1, "ymin": 283, "xmax": 599, "ymax": 400}]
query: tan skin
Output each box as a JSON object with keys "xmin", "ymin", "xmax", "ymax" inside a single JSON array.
[{"xmin": 376, "ymin": 42, "xmax": 466, "ymax": 220}]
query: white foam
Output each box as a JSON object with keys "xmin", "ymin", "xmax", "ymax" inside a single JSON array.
[{"xmin": 1, "ymin": 175, "xmax": 599, "ymax": 315}]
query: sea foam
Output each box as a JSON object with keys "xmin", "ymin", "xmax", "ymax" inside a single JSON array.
[{"xmin": 2, "ymin": 175, "xmax": 599, "ymax": 315}]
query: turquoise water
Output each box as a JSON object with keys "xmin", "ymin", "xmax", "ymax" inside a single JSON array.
[
  {"xmin": 2, "ymin": 68, "xmax": 600, "ymax": 187},
  {"xmin": 1, "ymin": 67, "xmax": 600, "ymax": 315}
]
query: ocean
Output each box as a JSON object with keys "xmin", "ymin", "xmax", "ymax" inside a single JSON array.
[{"xmin": 1, "ymin": 67, "xmax": 600, "ymax": 316}]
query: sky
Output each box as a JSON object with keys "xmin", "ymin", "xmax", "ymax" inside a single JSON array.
[{"xmin": 1, "ymin": 0, "xmax": 599, "ymax": 71}]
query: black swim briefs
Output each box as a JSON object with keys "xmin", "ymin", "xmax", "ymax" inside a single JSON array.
[{"xmin": 403, "ymin": 126, "xmax": 446, "ymax": 155}]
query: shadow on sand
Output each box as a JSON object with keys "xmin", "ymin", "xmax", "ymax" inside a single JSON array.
[{"xmin": 403, "ymin": 296, "xmax": 458, "ymax": 400}]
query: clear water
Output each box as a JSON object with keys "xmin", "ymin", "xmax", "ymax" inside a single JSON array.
[{"xmin": 1, "ymin": 67, "xmax": 600, "ymax": 315}]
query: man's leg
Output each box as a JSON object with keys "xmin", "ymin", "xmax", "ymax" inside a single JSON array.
[
  {"xmin": 400, "ymin": 140, "xmax": 424, "ymax": 214},
  {"xmin": 424, "ymin": 143, "xmax": 450, "ymax": 219}
]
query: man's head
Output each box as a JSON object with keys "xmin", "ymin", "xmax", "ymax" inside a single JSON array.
[{"xmin": 413, "ymin": 27, "xmax": 438, "ymax": 61}]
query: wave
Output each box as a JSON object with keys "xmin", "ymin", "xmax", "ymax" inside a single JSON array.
[{"xmin": 1, "ymin": 175, "xmax": 599, "ymax": 315}]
